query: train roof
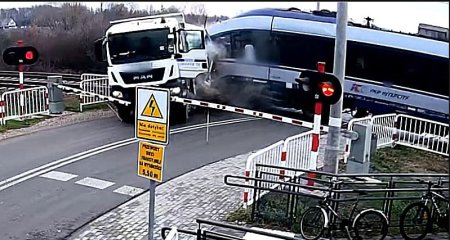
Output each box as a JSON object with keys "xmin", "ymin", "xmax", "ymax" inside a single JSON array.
[
  {"xmin": 208, "ymin": 8, "xmax": 448, "ymax": 58},
  {"xmin": 236, "ymin": 8, "xmax": 338, "ymax": 24}
]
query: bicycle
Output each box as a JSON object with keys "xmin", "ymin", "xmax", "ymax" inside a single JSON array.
[
  {"xmin": 299, "ymin": 180, "xmax": 389, "ymax": 240},
  {"xmin": 399, "ymin": 179, "xmax": 449, "ymax": 240}
]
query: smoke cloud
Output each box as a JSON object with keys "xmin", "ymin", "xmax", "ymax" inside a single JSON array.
[{"xmin": 193, "ymin": 41, "xmax": 279, "ymax": 112}]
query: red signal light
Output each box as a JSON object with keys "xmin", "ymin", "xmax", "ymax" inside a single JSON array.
[
  {"xmin": 317, "ymin": 62, "xmax": 326, "ymax": 73},
  {"xmin": 25, "ymin": 51, "xmax": 34, "ymax": 60},
  {"xmin": 320, "ymin": 82, "xmax": 335, "ymax": 97}
]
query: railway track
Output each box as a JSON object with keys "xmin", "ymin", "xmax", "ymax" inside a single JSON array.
[{"xmin": 0, "ymin": 71, "xmax": 82, "ymax": 88}]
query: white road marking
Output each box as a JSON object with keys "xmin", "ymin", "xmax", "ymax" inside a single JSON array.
[
  {"xmin": 75, "ymin": 177, "xmax": 115, "ymax": 190},
  {"xmin": 40, "ymin": 171, "xmax": 78, "ymax": 182},
  {"xmin": 113, "ymin": 185, "xmax": 145, "ymax": 197},
  {"xmin": 0, "ymin": 117, "xmax": 258, "ymax": 192}
]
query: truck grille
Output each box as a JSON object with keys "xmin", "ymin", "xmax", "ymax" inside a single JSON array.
[{"xmin": 119, "ymin": 68, "xmax": 165, "ymax": 84}]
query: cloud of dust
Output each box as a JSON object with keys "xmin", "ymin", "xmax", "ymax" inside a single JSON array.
[{"xmin": 193, "ymin": 41, "xmax": 279, "ymax": 111}]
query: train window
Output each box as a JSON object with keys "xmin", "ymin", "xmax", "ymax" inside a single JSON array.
[
  {"xmin": 230, "ymin": 30, "xmax": 272, "ymax": 62},
  {"xmin": 347, "ymin": 41, "xmax": 449, "ymax": 96},
  {"xmin": 211, "ymin": 32, "xmax": 232, "ymax": 58},
  {"xmin": 272, "ymin": 31, "xmax": 335, "ymax": 70}
]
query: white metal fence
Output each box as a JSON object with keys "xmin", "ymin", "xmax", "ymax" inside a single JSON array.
[
  {"xmin": 394, "ymin": 114, "xmax": 449, "ymax": 156},
  {"xmin": 281, "ymin": 130, "xmax": 314, "ymax": 177},
  {"xmin": 372, "ymin": 113, "xmax": 397, "ymax": 148},
  {"xmin": 0, "ymin": 86, "xmax": 49, "ymax": 125},
  {"xmin": 344, "ymin": 113, "xmax": 448, "ymax": 162},
  {"xmin": 79, "ymin": 73, "xmax": 109, "ymax": 112},
  {"xmin": 243, "ymin": 140, "xmax": 284, "ymax": 207}
]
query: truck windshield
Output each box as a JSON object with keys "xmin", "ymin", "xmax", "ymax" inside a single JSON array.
[{"xmin": 108, "ymin": 28, "xmax": 171, "ymax": 64}]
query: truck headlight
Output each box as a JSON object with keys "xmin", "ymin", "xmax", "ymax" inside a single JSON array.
[
  {"xmin": 112, "ymin": 91, "xmax": 123, "ymax": 98},
  {"xmin": 170, "ymin": 87, "xmax": 181, "ymax": 95}
]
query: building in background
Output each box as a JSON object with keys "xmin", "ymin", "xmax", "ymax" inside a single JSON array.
[
  {"xmin": 0, "ymin": 18, "xmax": 17, "ymax": 29},
  {"xmin": 418, "ymin": 23, "xmax": 449, "ymax": 41}
]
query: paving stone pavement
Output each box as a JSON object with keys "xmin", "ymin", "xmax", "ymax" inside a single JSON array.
[
  {"xmin": 68, "ymin": 131, "xmax": 349, "ymax": 240},
  {"xmin": 69, "ymin": 152, "xmax": 253, "ymax": 240}
]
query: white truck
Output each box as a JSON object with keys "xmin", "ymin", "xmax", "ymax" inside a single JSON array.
[{"xmin": 94, "ymin": 13, "xmax": 209, "ymax": 123}]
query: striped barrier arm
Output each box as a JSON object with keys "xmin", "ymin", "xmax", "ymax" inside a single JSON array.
[
  {"xmin": 54, "ymin": 84, "xmax": 131, "ymax": 106},
  {"xmin": 171, "ymin": 96, "xmax": 329, "ymax": 132}
]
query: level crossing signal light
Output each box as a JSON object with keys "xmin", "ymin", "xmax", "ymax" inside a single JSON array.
[
  {"xmin": 295, "ymin": 63, "xmax": 343, "ymax": 105},
  {"xmin": 2, "ymin": 46, "xmax": 39, "ymax": 66}
]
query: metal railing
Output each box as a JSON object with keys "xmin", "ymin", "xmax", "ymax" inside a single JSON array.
[
  {"xmin": 281, "ymin": 130, "xmax": 314, "ymax": 177},
  {"xmin": 79, "ymin": 74, "xmax": 109, "ymax": 112},
  {"xmin": 225, "ymin": 164, "xmax": 449, "ymax": 235},
  {"xmin": 0, "ymin": 86, "xmax": 49, "ymax": 125},
  {"xmin": 394, "ymin": 114, "xmax": 449, "ymax": 156},
  {"xmin": 372, "ymin": 113, "xmax": 397, "ymax": 148},
  {"xmin": 344, "ymin": 113, "xmax": 449, "ymax": 162},
  {"xmin": 243, "ymin": 140, "xmax": 284, "ymax": 207},
  {"xmin": 161, "ymin": 218, "xmax": 299, "ymax": 240}
]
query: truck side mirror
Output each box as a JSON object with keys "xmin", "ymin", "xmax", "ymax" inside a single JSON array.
[
  {"xmin": 174, "ymin": 53, "xmax": 182, "ymax": 59},
  {"xmin": 94, "ymin": 38, "xmax": 106, "ymax": 62}
]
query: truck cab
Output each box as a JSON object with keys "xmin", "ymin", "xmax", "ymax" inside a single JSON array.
[{"xmin": 94, "ymin": 13, "xmax": 208, "ymax": 123}]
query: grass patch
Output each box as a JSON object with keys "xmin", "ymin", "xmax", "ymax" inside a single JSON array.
[
  {"xmin": 226, "ymin": 207, "xmax": 252, "ymax": 223},
  {"xmin": 63, "ymin": 95, "xmax": 110, "ymax": 113},
  {"xmin": 0, "ymin": 116, "xmax": 49, "ymax": 133},
  {"xmin": 372, "ymin": 145, "xmax": 448, "ymax": 173}
]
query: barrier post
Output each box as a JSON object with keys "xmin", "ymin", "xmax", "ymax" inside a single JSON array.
[
  {"xmin": 307, "ymin": 62, "xmax": 325, "ymax": 186},
  {"xmin": 17, "ymin": 40, "xmax": 25, "ymax": 117},
  {"xmin": 0, "ymin": 93, "xmax": 5, "ymax": 125}
]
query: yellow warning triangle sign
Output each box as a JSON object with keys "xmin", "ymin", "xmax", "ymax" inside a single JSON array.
[{"xmin": 141, "ymin": 94, "xmax": 163, "ymax": 118}]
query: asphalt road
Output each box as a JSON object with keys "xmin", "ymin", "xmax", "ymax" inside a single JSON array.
[{"xmin": 0, "ymin": 110, "xmax": 309, "ymax": 240}]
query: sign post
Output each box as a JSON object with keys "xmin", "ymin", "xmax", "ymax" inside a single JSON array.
[{"xmin": 135, "ymin": 87, "xmax": 170, "ymax": 240}]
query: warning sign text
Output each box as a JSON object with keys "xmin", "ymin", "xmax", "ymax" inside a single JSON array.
[{"xmin": 138, "ymin": 141, "xmax": 165, "ymax": 182}]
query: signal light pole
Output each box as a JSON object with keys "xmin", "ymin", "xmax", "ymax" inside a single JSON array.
[{"xmin": 323, "ymin": 2, "xmax": 348, "ymax": 174}]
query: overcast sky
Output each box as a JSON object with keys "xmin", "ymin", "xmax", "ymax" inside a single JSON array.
[{"xmin": 0, "ymin": 2, "xmax": 448, "ymax": 33}]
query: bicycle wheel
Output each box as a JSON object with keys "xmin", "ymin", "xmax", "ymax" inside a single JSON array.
[
  {"xmin": 399, "ymin": 202, "xmax": 431, "ymax": 240},
  {"xmin": 354, "ymin": 209, "xmax": 388, "ymax": 240},
  {"xmin": 300, "ymin": 206, "xmax": 327, "ymax": 240}
]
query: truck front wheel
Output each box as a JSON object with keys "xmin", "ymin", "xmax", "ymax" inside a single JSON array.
[
  {"xmin": 117, "ymin": 104, "xmax": 135, "ymax": 124},
  {"xmin": 170, "ymin": 102, "xmax": 188, "ymax": 124}
]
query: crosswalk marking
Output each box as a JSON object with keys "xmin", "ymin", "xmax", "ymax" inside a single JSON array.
[
  {"xmin": 75, "ymin": 177, "xmax": 115, "ymax": 190},
  {"xmin": 40, "ymin": 171, "xmax": 78, "ymax": 182},
  {"xmin": 113, "ymin": 185, "xmax": 145, "ymax": 197}
]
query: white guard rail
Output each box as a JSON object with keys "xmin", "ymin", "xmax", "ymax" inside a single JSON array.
[
  {"xmin": 372, "ymin": 113, "xmax": 397, "ymax": 148},
  {"xmin": 282, "ymin": 130, "xmax": 314, "ymax": 177},
  {"xmin": 79, "ymin": 74, "xmax": 109, "ymax": 112},
  {"xmin": 243, "ymin": 140, "xmax": 284, "ymax": 207},
  {"xmin": 0, "ymin": 86, "xmax": 49, "ymax": 125},
  {"xmin": 395, "ymin": 114, "xmax": 449, "ymax": 156}
]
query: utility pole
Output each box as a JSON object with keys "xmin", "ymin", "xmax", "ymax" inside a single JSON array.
[{"xmin": 323, "ymin": 2, "xmax": 348, "ymax": 174}]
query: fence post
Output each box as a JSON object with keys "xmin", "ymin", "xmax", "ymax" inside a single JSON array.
[
  {"xmin": 0, "ymin": 89, "xmax": 5, "ymax": 125},
  {"xmin": 308, "ymin": 91, "xmax": 323, "ymax": 186}
]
